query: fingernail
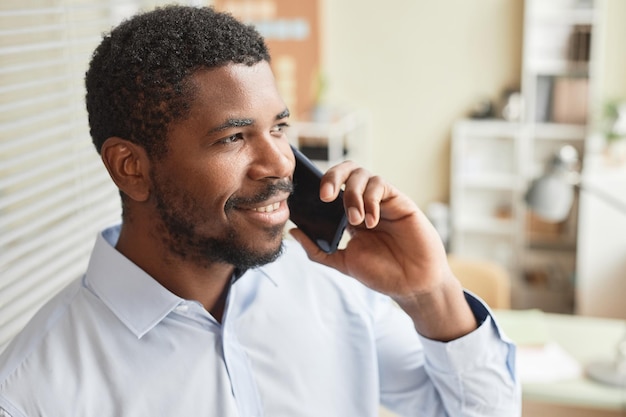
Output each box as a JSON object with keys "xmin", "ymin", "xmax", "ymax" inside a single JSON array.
[
  {"xmin": 348, "ymin": 207, "xmax": 361, "ymax": 224},
  {"xmin": 321, "ymin": 183, "xmax": 334, "ymax": 201}
]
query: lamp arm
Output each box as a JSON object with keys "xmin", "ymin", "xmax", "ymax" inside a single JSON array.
[{"xmin": 577, "ymin": 181, "xmax": 626, "ymax": 215}]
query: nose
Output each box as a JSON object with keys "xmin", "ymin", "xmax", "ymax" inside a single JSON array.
[{"xmin": 247, "ymin": 136, "xmax": 294, "ymax": 181}]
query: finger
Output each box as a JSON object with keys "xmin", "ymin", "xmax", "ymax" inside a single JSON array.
[
  {"xmin": 288, "ymin": 228, "xmax": 346, "ymax": 270},
  {"xmin": 288, "ymin": 228, "xmax": 322, "ymax": 256},
  {"xmin": 361, "ymin": 175, "xmax": 386, "ymax": 228},
  {"xmin": 341, "ymin": 167, "xmax": 373, "ymax": 225},
  {"xmin": 319, "ymin": 160, "xmax": 361, "ymax": 202}
]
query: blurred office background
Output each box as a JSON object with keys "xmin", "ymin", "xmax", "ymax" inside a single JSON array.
[
  {"xmin": 1, "ymin": 2, "xmax": 626, "ymax": 415},
  {"xmin": 2, "ymin": 0, "xmax": 626, "ymax": 340}
]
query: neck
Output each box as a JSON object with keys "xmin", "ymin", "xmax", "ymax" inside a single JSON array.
[{"xmin": 115, "ymin": 221, "xmax": 235, "ymax": 321}]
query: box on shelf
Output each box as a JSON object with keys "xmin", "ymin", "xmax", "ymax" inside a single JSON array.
[{"xmin": 551, "ymin": 77, "xmax": 589, "ymax": 124}]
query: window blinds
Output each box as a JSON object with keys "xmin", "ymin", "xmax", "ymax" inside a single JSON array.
[{"xmin": 0, "ymin": 0, "xmax": 196, "ymax": 353}]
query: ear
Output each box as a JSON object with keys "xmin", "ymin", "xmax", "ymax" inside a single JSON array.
[{"xmin": 100, "ymin": 137, "xmax": 151, "ymax": 202}]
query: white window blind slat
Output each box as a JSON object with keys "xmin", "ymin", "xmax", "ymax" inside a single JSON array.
[
  {"xmin": 0, "ymin": 74, "xmax": 72, "ymax": 95},
  {"xmin": 0, "ymin": 0, "xmax": 190, "ymax": 354},
  {"xmin": 0, "ymin": 152, "xmax": 98, "ymax": 214},
  {"xmin": 0, "ymin": 36, "xmax": 105, "ymax": 57},
  {"xmin": 0, "ymin": 145, "xmax": 94, "ymax": 190},
  {"xmin": 0, "ymin": 188, "xmax": 119, "ymax": 286},
  {"xmin": 0, "ymin": 22, "xmax": 65, "ymax": 37},
  {"xmin": 0, "ymin": 195, "xmax": 119, "ymax": 292},
  {"xmin": 0, "ymin": 126, "xmax": 76, "ymax": 171},
  {"xmin": 0, "ymin": 90, "xmax": 74, "ymax": 115},
  {"xmin": 0, "ymin": 7, "xmax": 65, "ymax": 17},
  {"xmin": 0, "ymin": 58, "xmax": 68, "ymax": 76},
  {"xmin": 0, "ymin": 240, "xmax": 93, "ymax": 311},
  {"xmin": 0, "ymin": 42, "xmax": 66, "ymax": 56},
  {"xmin": 0, "ymin": 119, "xmax": 80, "ymax": 155},
  {"xmin": 0, "ymin": 170, "xmax": 113, "ymax": 248},
  {"xmin": 0, "ymin": 107, "xmax": 76, "ymax": 138}
]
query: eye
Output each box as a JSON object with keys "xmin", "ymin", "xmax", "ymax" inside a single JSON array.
[
  {"xmin": 219, "ymin": 132, "xmax": 244, "ymax": 144},
  {"xmin": 270, "ymin": 122, "xmax": 290, "ymax": 136}
]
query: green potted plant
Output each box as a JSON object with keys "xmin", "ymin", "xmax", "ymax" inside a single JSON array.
[{"xmin": 602, "ymin": 99, "xmax": 626, "ymax": 164}]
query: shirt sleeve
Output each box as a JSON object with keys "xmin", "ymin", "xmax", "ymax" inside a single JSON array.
[
  {"xmin": 375, "ymin": 291, "xmax": 521, "ymax": 417},
  {"xmin": 0, "ymin": 408, "xmax": 13, "ymax": 417}
]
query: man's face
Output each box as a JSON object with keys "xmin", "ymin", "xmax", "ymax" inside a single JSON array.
[{"xmin": 148, "ymin": 62, "xmax": 295, "ymax": 269}]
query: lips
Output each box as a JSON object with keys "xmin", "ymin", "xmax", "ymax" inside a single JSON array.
[{"xmin": 226, "ymin": 180, "xmax": 293, "ymax": 216}]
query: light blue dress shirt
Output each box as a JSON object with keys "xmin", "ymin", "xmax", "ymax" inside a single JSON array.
[{"xmin": 0, "ymin": 225, "xmax": 520, "ymax": 416}]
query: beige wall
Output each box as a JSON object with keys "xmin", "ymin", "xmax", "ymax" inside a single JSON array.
[
  {"xmin": 598, "ymin": 0, "xmax": 626, "ymax": 103},
  {"xmin": 322, "ymin": 0, "xmax": 524, "ymax": 207}
]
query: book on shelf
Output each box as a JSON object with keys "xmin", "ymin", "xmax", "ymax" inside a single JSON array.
[
  {"xmin": 568, "ymin": 24, "xmax": 592, "ymax": 63},
  {"xmin": 551, "ymin": 77, "xmax": 589, "ymax": 124}
]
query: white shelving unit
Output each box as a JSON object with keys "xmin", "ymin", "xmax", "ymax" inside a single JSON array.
[
  {"xmin": 450, "ymin": 120, "xmax": 526, "ymax": 298},
  {"xmin": 291, "ymin": 109, "xmax": 371, "ymax": 171},
  {"xmin": 450, "ymin": 0, "xmax": 600, "ymax": 313}
]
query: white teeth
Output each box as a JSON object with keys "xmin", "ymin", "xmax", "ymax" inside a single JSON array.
[{"xmin": 252, "ymin": 202, "xmax": 280, "ymax": 213}]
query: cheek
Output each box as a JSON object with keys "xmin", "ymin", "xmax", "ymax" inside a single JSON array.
[{"xmin": 190, "ymin": 161, "xmax": 242, "ymax": 209}]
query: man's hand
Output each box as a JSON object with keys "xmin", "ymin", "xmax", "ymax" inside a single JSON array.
[{"xmin": 289, "ymin": 161, "xmax": 477, "ymax": 341}]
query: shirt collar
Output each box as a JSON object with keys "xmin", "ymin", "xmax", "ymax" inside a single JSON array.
[
  {"xmin": 85, "ymin": 224, "xmax": 281, "ymax": 338},
  {"xmin": 85, "ymin": 225, "xmax": 184, "ymax": 339}
]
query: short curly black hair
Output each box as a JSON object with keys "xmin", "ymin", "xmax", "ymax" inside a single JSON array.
[{"xmin": 85, "ymin": 5, "xmax": 270, "ymax": 157}]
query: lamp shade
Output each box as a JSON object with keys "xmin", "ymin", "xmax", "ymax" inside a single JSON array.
[{"xmin": 525, "ymin": 174, "xmax": 574, "ymax": 222}]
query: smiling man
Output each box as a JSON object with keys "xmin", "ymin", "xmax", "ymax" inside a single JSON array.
[{"xmin": 0, "ymin": 6, "xmax": 520, "ymax": 417}]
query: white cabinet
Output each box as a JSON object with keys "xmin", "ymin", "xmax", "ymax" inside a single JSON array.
[
  {"xmin": 450, "ymin": 120, "xmax": 524, "ymax": 277},
  {"xmin": 576, "ymin": 155, "xmax": 626, "ymax": 319},
  {"xmin": 450, "ymin": 0, "xmax": 600, "ymax": 312}
]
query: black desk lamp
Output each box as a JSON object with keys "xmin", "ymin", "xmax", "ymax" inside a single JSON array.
[{"xmin": 524, "ymin": 144, "xmax": 626, "ymax": 387}]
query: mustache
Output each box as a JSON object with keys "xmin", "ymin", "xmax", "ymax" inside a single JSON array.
[{"xmin": 225, "ymin": 180, "xmax": 294, "ymax": 210}]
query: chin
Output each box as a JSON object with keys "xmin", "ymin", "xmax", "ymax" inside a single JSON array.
[{"xmin": 232, "ymin": 239, "xmax": 285, "ymax": 270}]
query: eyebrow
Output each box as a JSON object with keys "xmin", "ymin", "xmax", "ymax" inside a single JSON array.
[
  {"xmin": 208, "ymin": 108, "xmax": 290, "ymax": 134},
  {"xmin": 209, "ymin": 118, "xmax": 254, "ymax": 133},
  {"xmin": 276, "ymin": 108, "xmax": 290, "ymax": 120}
]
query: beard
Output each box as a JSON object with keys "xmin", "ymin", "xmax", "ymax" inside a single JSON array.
[{"xmin": 150, "ymin": 173, "xmax": 293, "ymax": 270}]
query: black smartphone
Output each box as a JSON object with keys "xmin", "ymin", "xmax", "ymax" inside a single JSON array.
[{"xmin": 289, "ymin": 145, "xmax": 348, "ymax": 253}]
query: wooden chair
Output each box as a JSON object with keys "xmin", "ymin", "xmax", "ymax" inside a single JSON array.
[{"xmin": 447, "ymin": 255, "xmax": 512, "ymax": 309}]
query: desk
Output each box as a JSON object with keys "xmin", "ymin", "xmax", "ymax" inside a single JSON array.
[{"xmin": 496, "ymin": 309, "xmax": 626, "ymax": 417}]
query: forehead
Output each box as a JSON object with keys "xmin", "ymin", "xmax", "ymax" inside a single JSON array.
[{"xmin": 189, "ymin": 62, "xmax": 285, "ymax": 117}]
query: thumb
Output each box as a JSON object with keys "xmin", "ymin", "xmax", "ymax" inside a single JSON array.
[{"xmin": 288, "ymin": 228, "xmax": 343, "ymax": 269}]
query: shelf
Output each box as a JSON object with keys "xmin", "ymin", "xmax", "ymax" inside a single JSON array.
[
  {"xmin": 526, "ymin": 60, "xmax": 589, "ymax": 76},
  {"xmin": 528, "ymin": 7, "xmax": 595, "ymax": 26},
  {"xmin": 527, "ymin": 236, "xmax": 577, "ymax": 252},
  {"xmin": 454, "ymin": 174, "xmax": 521, "ymax": 190},
  {"xmin": 532, "ymin": 122, "xmax": 587, "ymax": 139},
  {"xmin": 292, "ymin": 110, "xmax": 369, "ymax": 168},
  {"xmin": 454, "ymin": 119, "xmax": 521, "ymax": 137},
  {"xmin": 455, "ymin": 217, "xmax": 517, "ymax": 235}
]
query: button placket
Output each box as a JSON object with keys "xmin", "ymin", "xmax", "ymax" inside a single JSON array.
[{"xmin": 221, "ymin": 284, "xmax": 264, "ymax": 417}]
